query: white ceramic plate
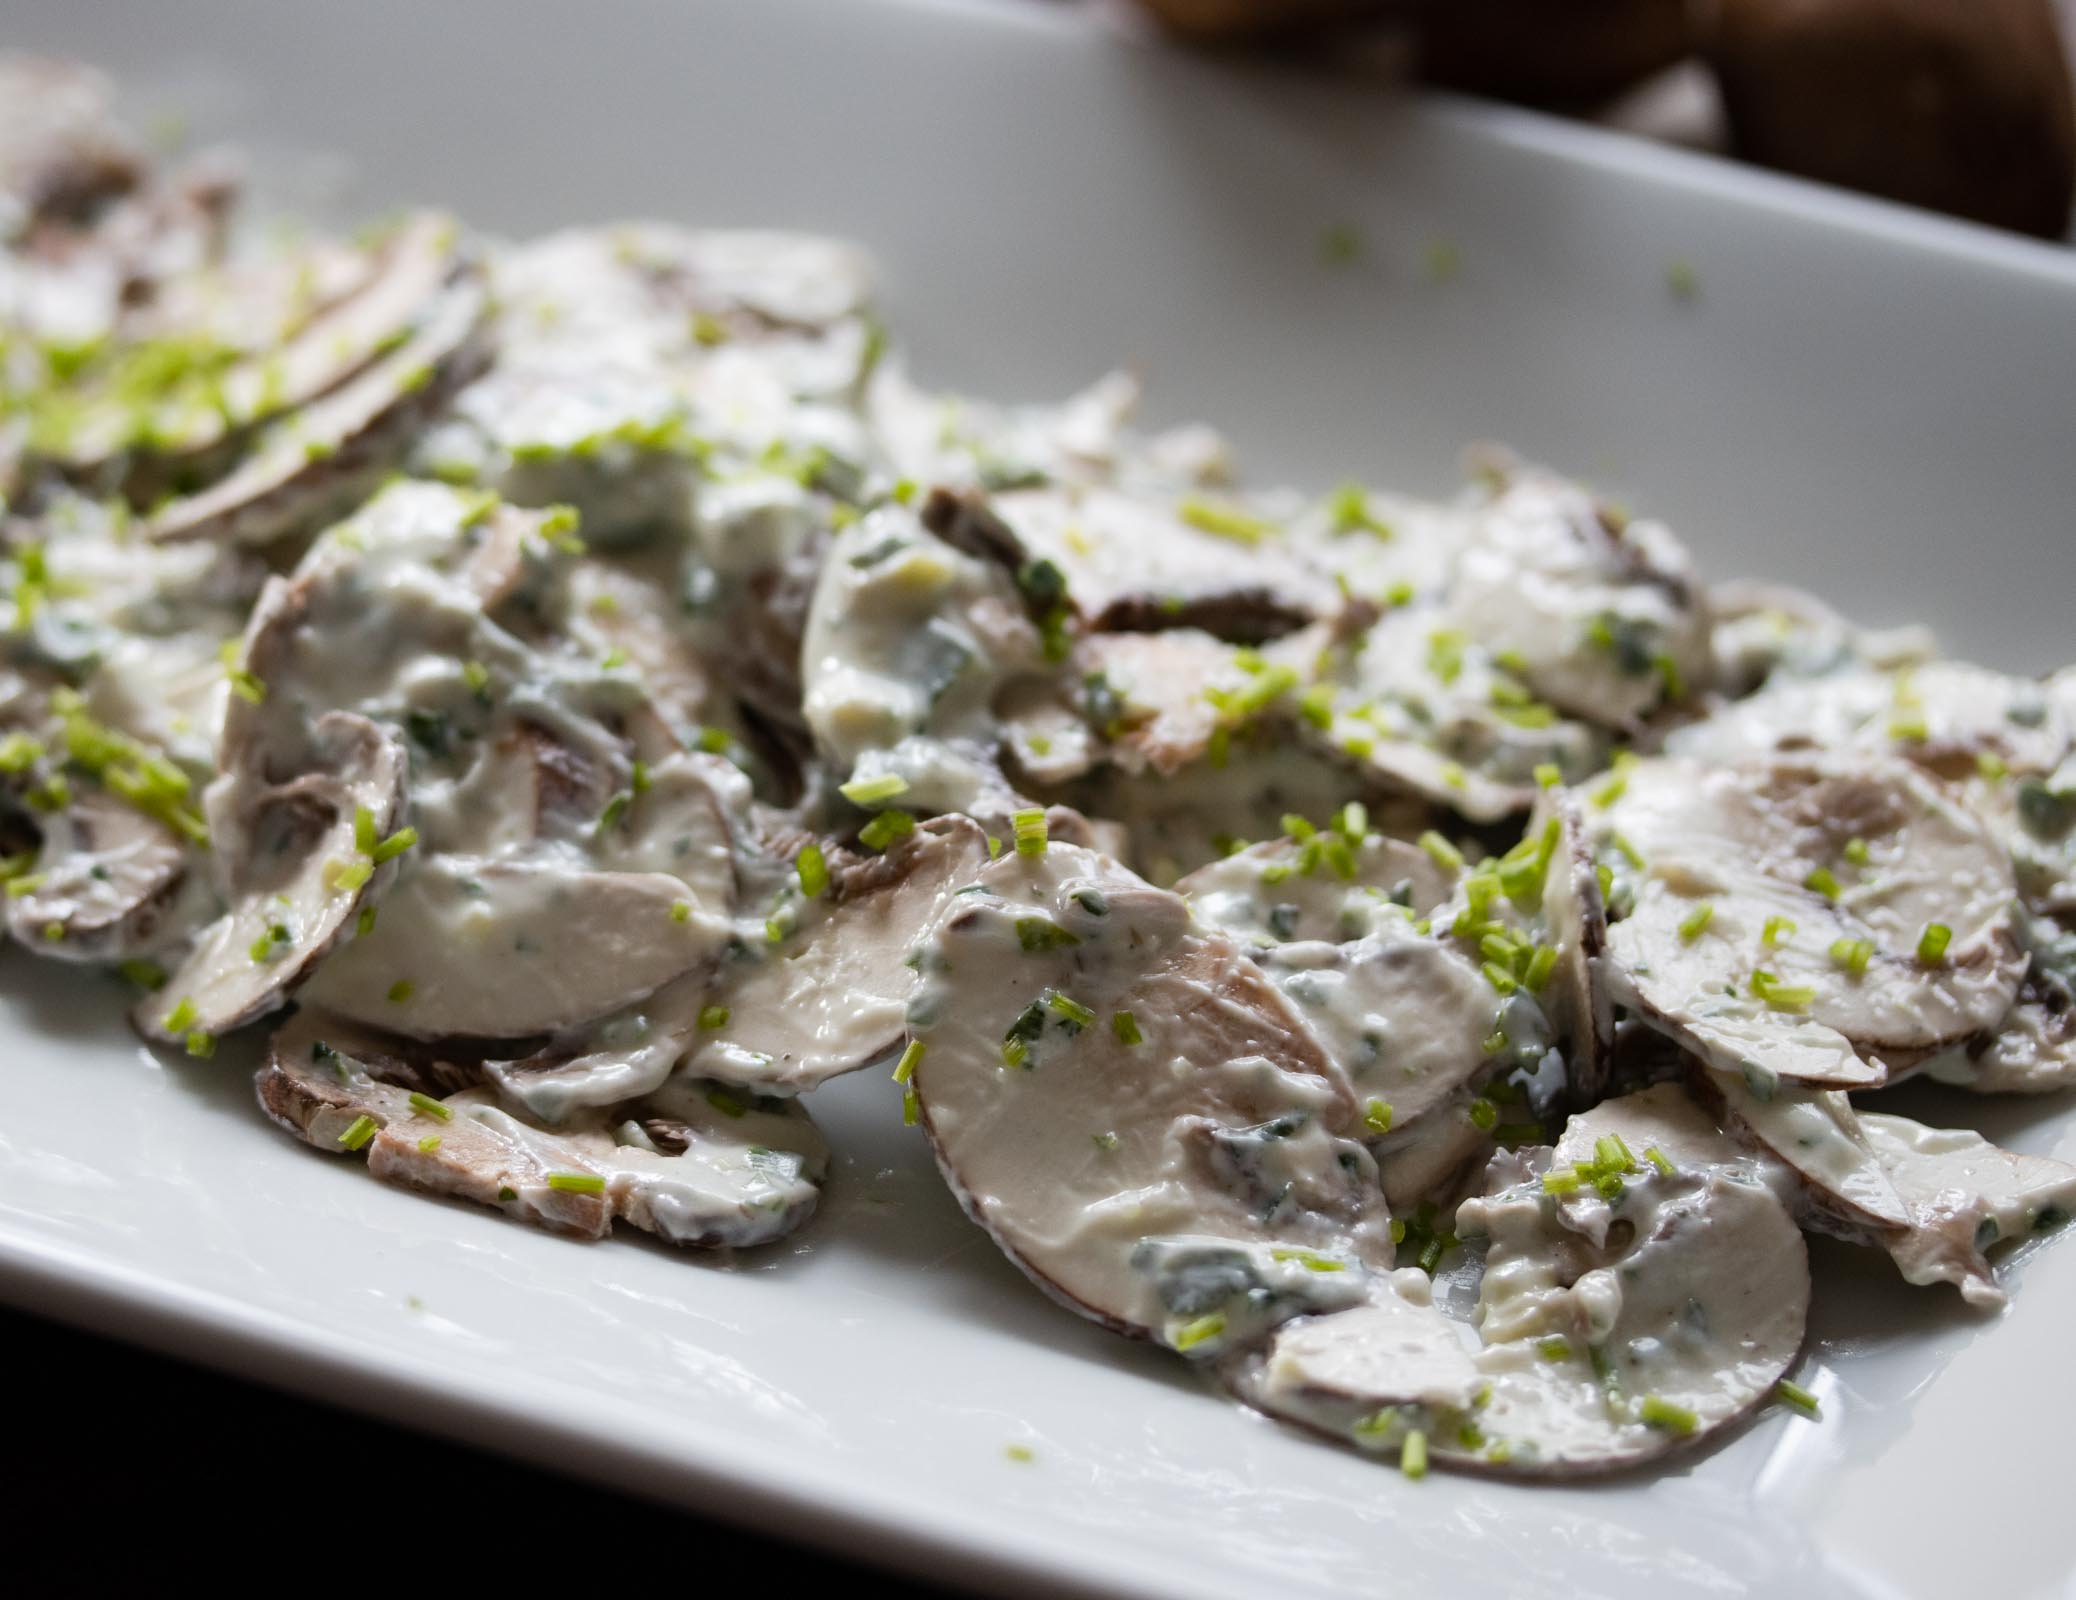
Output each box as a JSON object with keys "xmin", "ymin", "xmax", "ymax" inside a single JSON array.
[{"xmin": 6, "ymin": 3, "xmax": 2076, "ymax": 1596}]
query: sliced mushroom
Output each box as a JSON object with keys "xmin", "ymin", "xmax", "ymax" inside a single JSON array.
[
  {"xmin": 686, "ymin": 814, "xmax": 993, "ymax": 1093},
  {"xmin": 1688, "ymin": 1067, "xmax": 1913, "ymax": 1235},
  {"xmin": 1667, "ymin": 659, "xmax": 2071, "ymax": 783},
  {"xmin": 1234, "ymin": 1083, "xmax": 1810, "ymax": 1478},
  {"xmin": 135, "ymin": 709, "xmax": 407, "ymax": 1041},
  {"xmin": 259, "ymin": 1010, "xmax": 826, "ymax": 1249},
  {"xmin": 1590, "ymin": 755, "xmax": 2025, "ymax": 1090},
  {"xmin": 50, "ymin": 211, "xmax": 475, "ymax": 483},
  {"xmin": 801, "ymin": 506, "xmax": 1050, "ymax": 816},
  {"xmin": 1448, "ymin": 470, "xmax": 1712, "ymax": 731},
  {"xmin": 1442, "ymin": 1084, "xmax": 1810, "ymax": 1476},
  {"xmin": 922, "ymin": 483, "xmax": 1335, "ymax": 645},
  {"xmin": 1226, "ymin": 1272, "xmax": 1485, "ymax": 1453},
  {"xmin": 1858, "ymin": 1111, "xmax": 2076, "ymax": 1309},
  {"xmin": 1300, "ymin": 599, "xmax": 1608, "ymax": 823},
  {"xmin": 908, "ymin": 840, "xmax": 1394, "ymax": 1355},
  {"xmin": 146, "ymin": 264, "xmax": 492, "ymax": 546},
  {"xmin": 1536, "ymin": 792, "xmax": 1615, "ymax": 1103},
  {"xmin": 1928, "ymin": 974, "xmax": 2076, "ymax": 1095},
  {"xmin": 3, "ymin": 783, "xmax": 203, "ymax": 962},
  {"xmin": 298, "ymin": 855, "xmax": 726, "ymax": 1040}
]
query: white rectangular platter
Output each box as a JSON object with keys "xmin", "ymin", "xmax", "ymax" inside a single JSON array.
[{"xmin": 5, "ymin": 2, "xmax": 2076, "ymax": 1596}]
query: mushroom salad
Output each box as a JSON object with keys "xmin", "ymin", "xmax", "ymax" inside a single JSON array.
[{"xmin": 4, "ymin": 57, "xmax": 2074, "ymax": 1480}]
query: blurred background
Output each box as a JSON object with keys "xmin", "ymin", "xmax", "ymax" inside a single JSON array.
[{"xmin": 1107, "ymin": 0, "xmax": 2076, "ymax": 240}]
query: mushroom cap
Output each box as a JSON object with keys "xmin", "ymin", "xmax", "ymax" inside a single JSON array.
[
  {"xmin": 259, "ymin": 1009, "xmax": 826, "ymax": 1250},
  {"xmin": 910, "ymin": 840, "xmax": 1393, "ymax": 1354},
  {"xmin": 136, "ymin": 709, "xmax": 407, "ymax": 1041},
  {"xmin": 1591, "ymin": 755, "xmax": 2025, "ymax": 1089}
]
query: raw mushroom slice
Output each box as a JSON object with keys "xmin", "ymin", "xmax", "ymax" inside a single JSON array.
[
  {"xmin": 1233, "ymin": 1083, "xmax": 1810, "ymax": 1478},
  {"xmin": 1858, "ymin": 1112, "xmax": 2076, "ymax": 1309},
  {"xmin": 1448, "ymin": 470, "xmax": 1712, "ymax": 731},
  {"xmin": 136, "ymin": 709, "xmax": 407, "ymax": 1043},
  {"xmin": 1693, "ymin": 1069, "xmax": 2074, "ymax": 1307},
  {"xmin": 922, "ymin": 483, "xmax": 1336, "ymax": 645},
  {"xmin": 1590, "ymin": 755, "xmax": 2025, "ymax": 1090},
  {"xmin": 907, "ymin": 840, "xmax": 1394, "ymax": 1356},
  {"xmin": 480, "ymin": 815, "xmax": 992, "ymax": 1121},
  {"xmin": 1536, "ymin": 792, "xmax": 1615, "ymax": 1103},
  {"xmin": 800, "ymin": 504, "xmax": 1050, "ymax": 816},
  {"xmin": 1442, "ymin": 1084, "xmax": 1810, "ymax": 1477},
  {"xmin": 1689, "ymin": 1068, "xmax": 1913, "ymax": 1236},
  {"xmin": 49, "ymin": 211, "xmax": 474, "ymax": 483},
  {"xmin": 298, "ymin": 855, "xmax": 727, "ymax": 1041},
  {"xmin": 1703, "ymin": 578, "xmax": 1934, "ymax": 698},
  {"xmin": 1177, "ymin": 828, "xmax": 1456, "ymax": 947},
  {"xmin": 1927, "ymin": 974, "xmax": 2076, "ymax": 1096},
  {"xmin": 1300, "ymin": 600, "xmax": 1607, "ymax": 824},
  {"xmin": 145, "ymin": 265, "xmax": 492, "ymax": 546},
  {"xmin": 1226, "ymin": 1272, "xmax": 1485, "ymax": 1455},
  {"xmin": 259, "ymin": 1010, "xmax": 827, "ymax": 1249},
  {"xmin": 1666, "ymin": 659, "xmax": 2071, "ymax": 782},
  {"xmin": 3, "ymin": 784, "xmax": 204, "ymax": 962}
]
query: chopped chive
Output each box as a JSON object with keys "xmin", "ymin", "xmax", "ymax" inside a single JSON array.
[
  {"xmin": 892, "ymin": 1039, "xmax": 925, "ymax": 1083},
  {"xmin": 1177, "ymin": 496, "xmax": 1275, "ymax": 546},
  {"xmin": 1399, "ymin": 1429, "xmax": 1429, "ymax": 1480},
  {"xmin": 1774, "ymin": 1379, "xmax": 1821, "ymax": 1419},
  {"xmin": 1829, "ymin": 937, "xmax": 1873, "ymax": 977},
  {"xmin": 1610, "ymin": 832, "xmax": 1644, "ymax": 869},
  {"xmin": 1677, "ymin": 901, "xmax": 1715, "ymax": 942},
  {"xmin": 117, "ymin": 959, "xmax": 167, "ymax": 991},
  {"xmin": 1804, "ymin": 866, "xmax": 1841, "ymax": 901},
  {"xmin": 370, "ymin": 825, "xmax": 418, "ymax": 864},
  {"xmin": 1917, "ymin": 922, "xmax": 1952, "ymax": 965},
  {"xmin": 1644, "ymin": 1145, "xmax": 1675, "ymax": 1177},
  {"xmin": 1091, "ymin": 1131, "xmax": 1119, "ymax": 1152},
  {"xmin": 162, "ymin": 997, "xmax": 199, "ymax": 1034},
  {"xmin": 183, "ymin": 1030, "xmax": 215, "ymax": 1059},
  {"xmin": 858, "ymin": 809, "xmax": 916, "ymax": 851},
  {"xmin": 1750, "ymin": 969, "xmax": 1816, "ymax": 1011},
  {"xmin": 901, "ymin": 1085, "xmax": 920, "ymax": 1125},
  {"xmin": 547, "ymin": 1172, "xmax": 606, "ymax": 1195},
  {"xmin": 1015, "ymin": 916, "xmax": 1081, "ymax": 953},
  {"xmin": 1363, "ymin": 1098, "xmax": 1394, "ymax": 1135},
  {"xmin": 1047, "ymin": 990, "xmax": 1096, "ymax": 1029},
  {"xmin": 1467, "ymin": 1097, "xmax": 1499, "ymax": 1132},
  {"xmin": 796, "ymin": 841, "xmax": 829, "ymax": 898},
  {"xmin": 337, "ymin": 1114, "xmax": 379, "ymax": 1152},
  {"xmin": 1639, "ymin": 1395, "xmax": 1698, "ymax": 1436},
  {"xmin": 698, "ymin": 1004, "xmax": 730, "ymax": 1030},
  {"xmin": 839, "ymin": 773, "xmax": 910, "ymax": 806},
  {"xmin": 325, "ymin": 856, "xmax": 374, "ymax": 893},
  {"xmin": 1523, "ymin": 943, "xmax": 1558, "ymax": 992},
  {"xmin": 1542, "ymin": 1169, "xmax": 1582, "ymax": 1195},
  {"xmin": 1534, "ymin": 762, "xmax": 1562, "ymax": 789},
  {"xmin": 408, "ymin": 1091, "xmax": 452, "ymax": 1122},
  {"xmin": 1762, "ymin": 915, "xmax": 1796, "ymax": 949},
  {"xmin": 1172, "ymin": 1312, "xmax": 1227, "ymax": 1351},
  {"xmin": 1010, "ymin": 807, "xmax": 1049, "ymax": 857},
  {"xmin": 1976, "ymin": 751, "xmax": 2009, "ymax": 781},
  {"xmin": 417, "ymin": 1135, "xmax": 442, "ymax": 1153},
  {"xmin": 1418, "ymin": 830, "xmax": 1463, "ymax": 872},
  {"xmin": 1538, "ymin": 1336, "xmax": 1572, "ymax": 1361},
  {"xmin": 353, "ymin": 805, "xmax": 378, "ymax": 855},
  {"xmin": 387, "ymin": 979, "xmax": 414, "ymax": 1003},
  {"xmin": 1843, "ymin": 837, "xmax": 1870, "ymax": 866},
  {"xmin": 1111, "ymin": 1010, "xmax": 1143, "ymax": 1046},
  {"xmin": 357, "ymin": 905, "xmax": 377, "ymax": 938},
  {"xmin": 670, "ymin": 900, "xmax": 691, "ymax": 923},
  {"xmin": 705, "ymin": 1087, "xmax": 748, "ymax": 1118}
]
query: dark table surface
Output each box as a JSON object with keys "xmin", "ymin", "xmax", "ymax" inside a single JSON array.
[{"xmin": 10, "ymin": 1301, "xmax": 965, "ymax": 1594}]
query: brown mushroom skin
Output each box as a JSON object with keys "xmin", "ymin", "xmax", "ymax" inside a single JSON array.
[{"xmin": 1708, "ymin": 0, "xmax": 2076, "ymax": 238}]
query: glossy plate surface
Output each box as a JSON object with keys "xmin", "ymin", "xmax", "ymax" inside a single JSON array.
[{"xmin": 5, "ymin": 3, "xmax": 2076, "ymax": 1596}]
